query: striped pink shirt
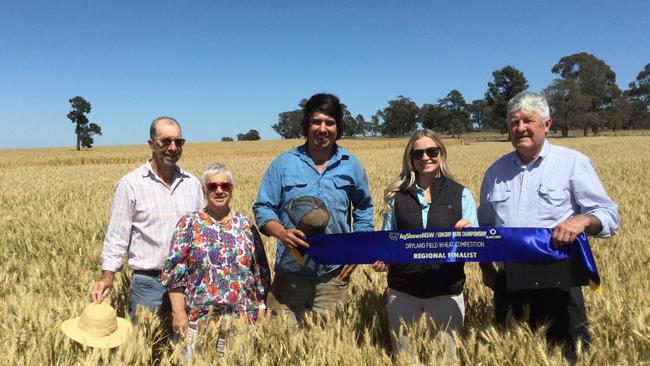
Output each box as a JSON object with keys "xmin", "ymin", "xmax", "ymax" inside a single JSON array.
[{"xmin": 101, "ymin": 162, "xmax": 204, "ymax": 272}]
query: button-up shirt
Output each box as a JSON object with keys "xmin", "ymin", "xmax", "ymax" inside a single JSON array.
[
  {"xmin": 253, "ymin": 143, "xmax": 374, "ymax": 277},
  {"xmin": 101, "ymin": 162, "xmax": 204, "ymax": 272},
  {"xmin": 478, "ymin": 140, "xmax": 619, "ymax": 237},
  {"xmin": 382, "ymin": 184, "xmax": 478, "ymax": 230}
]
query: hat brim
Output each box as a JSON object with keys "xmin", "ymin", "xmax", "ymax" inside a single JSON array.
[{"xmin": 61, "ymin": 316, "xmax": 132, "ymax": 348}]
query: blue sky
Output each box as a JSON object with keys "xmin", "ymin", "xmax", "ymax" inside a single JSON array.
[{"xmin": 1, "ymin": 0, "xmax": 649, "ymax": 148}]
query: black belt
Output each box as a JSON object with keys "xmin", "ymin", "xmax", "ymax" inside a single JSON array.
[{"xmin": 133, "ymin": 269, "xmax": 161, "ymax": 277}]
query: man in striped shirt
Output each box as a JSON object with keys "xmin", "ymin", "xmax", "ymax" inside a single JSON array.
[{"xmin": 90, "ymin": 116, "xmax": 204, "ymax": 320}]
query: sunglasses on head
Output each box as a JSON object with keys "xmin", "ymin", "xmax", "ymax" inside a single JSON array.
[
  {"xmin": 153, "ymin": 137, "xmax": 186, "ymax": 148},
  {"xmin": 410, "ymin": 147, "xmax": 440, "ymax": 160},
  {"xmin": 205, "ymin": 182, "xmax": 233, "ymax": 193}
]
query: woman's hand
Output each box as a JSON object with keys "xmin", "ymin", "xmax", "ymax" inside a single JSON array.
[
  {"xmin": 168, "ymin": 288, "xmax": 188, "ymax": 336},
  {"xmin": 172, "ymin": 309, "xmax": 189, "ymax": 336},
  {"xmin": 372, "ymin": 260, "xmax": 388, "ymax": 272},
  {"xmin": 454, "ymin": 219, "xmax": 473, "ymax": 230},
  {"xmin": 256, "ymin": 307, "xmax": 267, "ymax": 324}
]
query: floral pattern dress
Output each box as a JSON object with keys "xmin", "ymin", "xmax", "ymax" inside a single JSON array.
[{"xmin": 161, "ymin": 209, "xmax": 270, "ymax": 323}]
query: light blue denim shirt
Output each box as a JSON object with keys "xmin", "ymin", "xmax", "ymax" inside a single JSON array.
[
  {"xmin": 253, "ymin": 143, "xmax": 374, "ymax": 277},
  {"xmin": 381, "ymin": 184, "xmax": 479, "ymax": 230},
  {"xmin": 478, "ymin": 140, "xmax": 619, "ymax": 237}
]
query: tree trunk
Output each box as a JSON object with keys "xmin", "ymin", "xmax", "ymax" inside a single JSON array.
[
  {"xmin": 583, "ymin": 126, "xmax": 588, "ymax": 137},
  {"xmin": 76, "ymin": 132, "xmax": 80, "ymax": 151},
  {"xmin": 562, "ymin": 125, "xmax": 568, "ymax": 137}
]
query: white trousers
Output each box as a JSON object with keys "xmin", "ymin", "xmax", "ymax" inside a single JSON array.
[{"xmin": 387, "ymin": 288, "xmax": 464, "ymax": 356}]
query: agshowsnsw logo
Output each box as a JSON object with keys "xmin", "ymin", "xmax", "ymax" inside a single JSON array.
[{"xmin": 388, "ymin": 232, "xmax": 435, "ymax": 241}]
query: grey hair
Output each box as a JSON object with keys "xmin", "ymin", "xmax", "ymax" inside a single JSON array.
[
  {"xmin": 201, "ymin": 162, "xmax": 234, "ymax": 185},
  {"xmin": 507, "ymin": 91, "xmax": 550, "ymax": 121},
  {"xmin": 149, "ymin": 116, "xmax": 181, "ymax": 139}
]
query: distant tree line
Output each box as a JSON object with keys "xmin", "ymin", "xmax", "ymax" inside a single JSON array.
[
  {"xmin": 271, "ymin": 53, "xmax": 650, "ymax": 138},
  {"xmin": 221, "ymin": 129, "xmax": 261, "ymax": 141}
]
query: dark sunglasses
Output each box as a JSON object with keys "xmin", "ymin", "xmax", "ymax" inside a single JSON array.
[
  {"xmin": 205, "ymin": 182, "xmax": 233, "ymax": 193},
  {"xmin": 410, "ymin": 147, "xmax": 440, "ymax": 160},
  {"xmin": 153, "ymin": 137, "xmax": 186, "ymax": 148}
]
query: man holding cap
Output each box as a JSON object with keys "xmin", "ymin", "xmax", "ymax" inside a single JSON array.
[{"xmin": 253, "ymin": 93, "xmax": 374, "ymax": 325}]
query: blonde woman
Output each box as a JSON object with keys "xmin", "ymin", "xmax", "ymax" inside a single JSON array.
[{"xmin": 373, "ymin": 129, "xmax": 478, "ymax": 355}]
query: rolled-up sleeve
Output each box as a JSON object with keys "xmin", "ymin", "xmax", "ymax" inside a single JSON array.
[
  {"xmin": 253, "ymin": 160, "xmax": 283, "ymax": 232},
  {"xmin": 572, "ymin": 157, "xmax": 620, "ymax": 237},
  {"xmin": 100, "ymin": 179, "xmax": 135, "ymax": 272}
]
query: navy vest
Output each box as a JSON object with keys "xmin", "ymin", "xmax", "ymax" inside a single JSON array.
[{"xmin": 387, "ymin": 177, "xmax": 465, "ymax": 298}]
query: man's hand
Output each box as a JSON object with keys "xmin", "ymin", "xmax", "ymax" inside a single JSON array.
[
  {"xmin": 372, "ymin": 260, "xmax": 388, "ymax": 272},
  {"xmin": 90, "ymin": 271, "xmax": 115, "ymax": 303},
  {"xmin": 338, "ymin": 264, "xmax": 357, "ymax": 281},
  {"xmin": 552, "ymin": 214, "xmax": 601, "ymax": 247},
  {"xmin": 277, "ymin": 228, "xmax": 310, "ymax": 249},
  {"xmin": 264, "ymin": 221, "xmax": 310, "ymax": 249}
]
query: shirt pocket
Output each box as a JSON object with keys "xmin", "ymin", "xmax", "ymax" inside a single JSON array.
[
  {"xmin": 281, "ymin": 175, "xmax": 308, "ymax": 196},
  {"xmin": 330, "ymin": 176, "xmax": 354, "ymax": 211},
  {"xmin": 537, "ymin": 186, "xmax": 570, "ymax": 221},
  {"xmin": 487, "ymin": 189, "xmax": 511, "ymax": 225}
]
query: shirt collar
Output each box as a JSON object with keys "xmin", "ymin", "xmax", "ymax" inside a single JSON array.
[
  {"xmin": 141, "ymin": 161, "xmax": 188, "ymax": 182},
  {"xmin": 294, "ymin": 142, "xmax": 348, "ymax": 165},
  {"xmin": 512, "ymin": 139, "xmax": 551, "ymax": 168}
]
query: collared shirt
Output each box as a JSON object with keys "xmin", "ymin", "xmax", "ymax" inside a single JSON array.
[
  {"xmin": 253, "ymin": 143, "xmax": 374, "ymax": 277},
  {"xmin": 382, "ymin": 184, "xmax": 478, "ymax": 230},
  {"xmin": 101, "ymin": 162, "xmax": 204, "ymax": 272},
  {"xmin": 478, "ymin": 140, "xmax": 619, "ymax": 237}
]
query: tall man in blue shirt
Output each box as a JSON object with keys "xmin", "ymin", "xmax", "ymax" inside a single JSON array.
[
  {"xmin": 478, "ymin": 91, "xmax": 619, "ymax": 358},
  {"xmin": 253, "ymin": 93, "xmax": 374, "ymax": 325}
]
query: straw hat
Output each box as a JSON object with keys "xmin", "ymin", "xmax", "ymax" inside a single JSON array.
[
  {"xmin": 61, "ymin": 302, "xmax": 132, "ymax": 348},
  {"xmin": 288, "ymin": 196, "xmax": 330, "ymax": 236}
]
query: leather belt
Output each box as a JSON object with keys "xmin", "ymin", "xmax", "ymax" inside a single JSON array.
[{"xmin": 133, "ymin": 269, "xmax": 161, "ymax": 277}]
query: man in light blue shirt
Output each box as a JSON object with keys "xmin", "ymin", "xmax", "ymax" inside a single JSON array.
[
  {"xmin": 253, "ymin": 93, "xmax": 374, "ymax": 324},
  {"xmin": 478, "ymin": 91, "xmax": 619, "ymax": 359}
]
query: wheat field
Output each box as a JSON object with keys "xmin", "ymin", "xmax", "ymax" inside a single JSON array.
[{"xmin": 1, "ymin": 136, "xmax": 648, "ymax": 365}]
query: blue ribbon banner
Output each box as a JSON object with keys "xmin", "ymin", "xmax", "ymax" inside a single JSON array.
[{"xmin": 303, "ymin": 227, "xmax": 600, "ymax": 289}]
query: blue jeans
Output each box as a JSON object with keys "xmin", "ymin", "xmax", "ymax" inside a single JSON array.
[{"xmin": 129, "ymin": 273, "xmax": 171, "ymax": 321}]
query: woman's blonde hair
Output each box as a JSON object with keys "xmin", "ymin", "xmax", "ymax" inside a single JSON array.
[{"xmin": 381, "ymin": 129, "xmax": 453, "ymax": 215}]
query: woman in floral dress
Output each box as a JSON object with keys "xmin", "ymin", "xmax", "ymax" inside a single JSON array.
[{"xmin": 161, "ymin": 162, "xmax": 270, "ymax": 341}]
